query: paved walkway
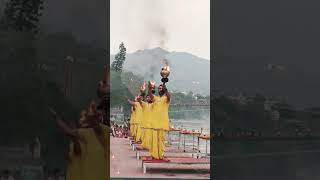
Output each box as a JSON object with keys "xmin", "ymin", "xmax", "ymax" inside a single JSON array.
[{"xmin": 110, "ymin": 137, "xmax": 210, "ymax": 179}]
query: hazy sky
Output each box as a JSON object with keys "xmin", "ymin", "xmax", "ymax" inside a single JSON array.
[{"xmin": 110, "ymin": 0, "xmax": 210, "ymax": 60}]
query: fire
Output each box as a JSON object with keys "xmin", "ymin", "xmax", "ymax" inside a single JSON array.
[
  {"xmin": 162, "ymin": 59, "xmax": 170, "ymax": 72},
  {"xmin": 165, "ymin": 65, "xmax": 170, "ymax": 72},
  {"xmin": 141, "ymin": 81, "xmax": 146, "ymax": 90},
  {"xmin": 149, "ymin": 80, "xmax": 155, "ymax": 87}
]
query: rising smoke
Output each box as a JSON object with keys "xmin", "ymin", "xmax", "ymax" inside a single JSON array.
[
  {"xmin": 116, "ymin": 0, "xmax": 170, "ymax": 50},
  {"xmin": 111, "ymin": 0, "xmax": 210, "ymax": 59}
]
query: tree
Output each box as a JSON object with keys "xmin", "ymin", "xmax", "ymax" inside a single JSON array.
[
  {"xmin": 111, "ymin": 42, "xmax": 126, "ymax": 72},
  {"xmin": 0, "ymin": 0, "xmax": 44, "ymax": 33}
]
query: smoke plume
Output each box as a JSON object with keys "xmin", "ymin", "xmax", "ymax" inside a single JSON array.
[{"xmin": 117, "ymin": 0, "xmax": 170, "ymax": 50}]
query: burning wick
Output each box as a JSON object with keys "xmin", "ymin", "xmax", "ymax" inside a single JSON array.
[
  {"xmin": 163, "ymin": 65, "xmax": 170, "ymax": 72},
  {"xmin": 149, "ymin": 80, "xmax": 155, "ymax": 88},
  {"xmin": 117, "ymin": 170, "xmax": 120, "ymax": 174},
  {"xmin": 112, "ymin": 154, "xmax": 115, "ymax": 159}
]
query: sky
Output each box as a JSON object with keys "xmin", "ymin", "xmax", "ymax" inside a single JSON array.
[
  {"xmin": 40, "ymin": 0, "xmax": 108, "ymax": 48},
  {"xmin": 214, "ymin": 0, "xmax": 320, "ymax": 108},
  {"xmin": 110, "ymin": 0, "xmax": 210, "ymax": 60}
]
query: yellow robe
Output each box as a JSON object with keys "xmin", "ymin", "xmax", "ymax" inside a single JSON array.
[
  {"xmin": 152, "ymin": 95, "xmax": 170, "ymax": 130},
  {"xmin": 150, "ymin": 129, "xmax": 166, "ymax": 159},
  {"xmin": 134, "ymin": 102, "xmax": 143, "ymax": 142},
  {"xmin": 66, "ymin": 141, "xmax": 85, "ymax": 180},
  {"xmin": 76, "ymin": 124, "xmax": 109, "ymax": 180},
  {"xmin": 129, "ymin": 107, "xmax": 136, "ymax": 137},
  {"xmin": 141, "ymin": 101, "xmax": 153, "ymax": 150},
  {"xmin": 150, "ymin": 95, "xmax": 170, "ymax": 159}
]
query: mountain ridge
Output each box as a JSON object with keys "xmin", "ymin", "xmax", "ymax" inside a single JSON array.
[{"xmin": 110, "ymin": 47, "xmax": 210, "ymax": 95}]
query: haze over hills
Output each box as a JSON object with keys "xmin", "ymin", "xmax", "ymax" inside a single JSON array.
[
  {"xmin": 110, "ymin": 47, "xmax": 210, "ymax": 95},
  {"xmin": 213, "ymin": 56, "xmax": 320, "ymax": 109}
]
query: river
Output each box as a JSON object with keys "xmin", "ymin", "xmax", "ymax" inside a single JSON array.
[{"xmin": 213, "ymin": 139, "xmax": 320, "ymax": 180}]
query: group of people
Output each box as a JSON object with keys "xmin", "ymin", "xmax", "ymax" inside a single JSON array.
[
  {"xmin": 48, "ymin": 66, "xmax": 110, "ymax": 180},
  {"xmin": 111, "ymin": 122, "xmax": 128, "ymax": 138},
  {"xmin": 127, "ymin": 82, "xmax": 171, "ymax": 160}
]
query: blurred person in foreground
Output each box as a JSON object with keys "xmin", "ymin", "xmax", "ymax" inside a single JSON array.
[{"xmin": 49, "ymin": 101, "xmax": 109, "ymax": 180}]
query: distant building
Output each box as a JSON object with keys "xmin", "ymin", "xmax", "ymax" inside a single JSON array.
[
  {"xmin": 270, "ymin": 110, "xmax": 280, "ymax": 130},
  {"xmin": 111, "ymin": 106, "xmax": 124, "ymax": 123},
  {"xmin": 111, "ymin": 106, "xmax": 123, "ymax": 114},
  {"xmin": 264, "ymin": 100, "xmax": 279, "ymax": 111},
  {"xmin": 271, "ymin": 110, "xmax": 280, "ymax": 121},
  {"xmin": 227, "ymin": 94, "xmax": 248, "ymax": 105}
]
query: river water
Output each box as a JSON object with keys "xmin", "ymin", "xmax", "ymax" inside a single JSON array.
[{"xmin": 213, "ymin": 139, "xmax": 320, "ymax": 180}]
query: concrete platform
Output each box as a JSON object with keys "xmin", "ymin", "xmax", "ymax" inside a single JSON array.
[
  {"xmin": 110, "ymin": 137, "xmax": 210, "ymax": 179},
  {"xmin": 142, "ymin": 157, "xmax": 210, "ymax": 174}
]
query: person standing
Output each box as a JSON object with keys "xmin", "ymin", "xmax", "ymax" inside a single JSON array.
[
  {"xmin": 148, "ymin": 83, "xmax": 170, "ymax": 159},
  {"xmin": 126, "ymin": 96, "xmax": 143, "ymax": 142},
  {"xmin": 140, "ymin": 95, "xmax": 153, "ymax": 150},
  {"xmin": 129, "ymin": 105, "xmax": 136, "ymax": 138}
]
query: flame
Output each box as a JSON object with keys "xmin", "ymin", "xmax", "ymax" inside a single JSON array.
[
  {"xmin": 141, "ymin": 82, "xmax": 146, "ymax": 91},
  {"xmin": 162, "ymin": 59, "xmax": 170, "ymax": 72},
  {"xmin": 149, "ymin": 80, "xmax": 155, "ymax": 86},
  {"xmin": 165, "ymin": 65, "xmax": 170, "ymax": 72}
]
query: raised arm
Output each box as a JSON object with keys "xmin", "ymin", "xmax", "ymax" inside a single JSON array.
[
  {"xmin": 163, "ymin": 84, "xmax": 171, "ymax": 103},
  {"xmin": 49, "ymin": 107, "xmax": 78, "ymax": 138},
  {"xmin": 125, "ymin": 96, "xmax": 136, "ymax": 106},
  {"xmin": 137, "ymin": 96, "xmax": 144, "ymax": 106}
]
